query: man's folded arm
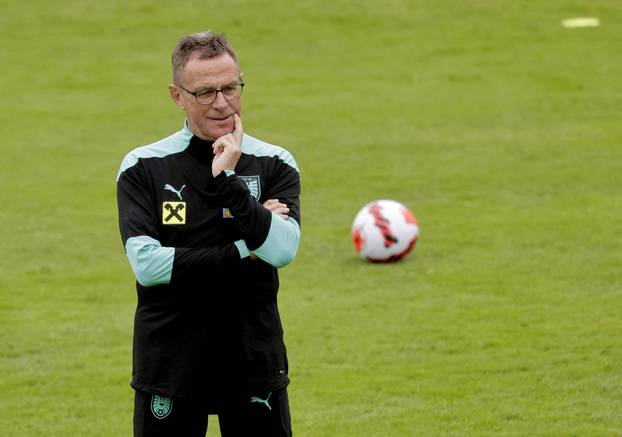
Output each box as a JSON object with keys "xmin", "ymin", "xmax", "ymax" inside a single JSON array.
[
  {"xmin": 213, "ymin": 167, "xmax": 301, "ymax": 268},
  {"xmin": 117, "ymin": 163, "xmax": 250, "ymax": 287},
  {"xmin": 124, "ymin": 235, "xmax": 250, "ymax": 286},
  {"xmin": 251, "ymin": 214, "xmax": 300, "ymax": 267}
]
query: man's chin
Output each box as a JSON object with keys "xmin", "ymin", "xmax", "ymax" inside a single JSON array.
[
  {"xmin": 195, "ymin": 126, "xmax": 230, "ymax": 141},
  {"xmin": 204, "ymin": 120, "xmax": 234, "ymax": 139}
]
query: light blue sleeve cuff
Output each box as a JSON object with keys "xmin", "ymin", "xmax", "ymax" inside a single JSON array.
[
  {"xmin": 234, "ymin": 239, "xmax": 250, "ymax": 258},
  {"xmin": 125, "ymin": 236, "xmax": 175, "ymax": 286},
  {"xmin": 253, "ymin": 215, "xmax": 300, "ymax": 267}
]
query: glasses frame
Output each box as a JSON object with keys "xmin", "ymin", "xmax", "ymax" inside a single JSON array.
[{"xmin": 177, "ymin": 81, "xmax": 245, "ymax": 105}]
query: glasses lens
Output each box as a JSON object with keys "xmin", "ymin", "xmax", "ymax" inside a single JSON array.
[
  {"xmin": 222, "ymin": 84, "xmax": 242, "ymax": 100},
  {"xmin": 196, "ymin": 90, "xmax": 217, "ymax": 105},
  {"xmin": 194, "ymin": 84, "xmax": 243, "ymax": 105}
]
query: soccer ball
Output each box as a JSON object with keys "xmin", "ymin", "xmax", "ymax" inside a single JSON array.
[{"xmin": 351, "ymin": 199, "xmax": 419, "ymax": 262}]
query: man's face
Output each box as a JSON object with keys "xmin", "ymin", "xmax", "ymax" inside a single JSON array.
[{"xmin": 169, "ymin": 53, "xmax": 242, "ymax": 141}]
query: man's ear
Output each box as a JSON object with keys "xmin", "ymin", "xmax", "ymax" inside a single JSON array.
[{"xmin": 168, "ymin": 84, "xmax": 185, "ymax": 110}]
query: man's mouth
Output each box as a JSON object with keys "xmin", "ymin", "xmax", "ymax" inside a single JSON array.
[{"xmin": 209, "ymin": 114, "xmax": 233, "ymax": 121}]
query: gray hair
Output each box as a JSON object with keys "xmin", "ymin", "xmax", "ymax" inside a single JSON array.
[{"xmin": 171, "ymin": 31, "xmax": 239, "ymax": 84}]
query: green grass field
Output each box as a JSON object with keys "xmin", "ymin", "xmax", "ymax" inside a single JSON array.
[{"xmin": 2, "ymin": 1, "xmax": 621, "ymax": 435}]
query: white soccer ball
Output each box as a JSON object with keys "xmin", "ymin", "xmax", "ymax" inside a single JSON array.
[{"xmin": 351, "ymin": 199, "xmax": 419, "ymax": 262}]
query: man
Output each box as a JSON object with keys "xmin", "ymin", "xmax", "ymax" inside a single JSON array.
[{"xmin": 116, "ymin": 31, "xmax": 300, "ymax": 436}]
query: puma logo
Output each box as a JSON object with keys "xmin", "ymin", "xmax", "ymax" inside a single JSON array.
[
  {"xmin": 164, "ymin": 184, "xmax": 186, "ymax": 200},
  {"xmin": 250, "ymin": 392, "xmax": 272, "ymax": 411}
]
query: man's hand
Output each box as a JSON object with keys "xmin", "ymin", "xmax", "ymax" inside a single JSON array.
[
  {"xmin": 263, "ymin": 199, "xmax": 289, "ymax": 220},
  {"xmin": 212, "ymin": 114, "xmax": 243, "ymax": 177}
]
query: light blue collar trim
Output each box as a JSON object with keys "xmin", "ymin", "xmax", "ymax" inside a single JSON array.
[
  {"xmin": 181, "ymin": 119, "xmax": 194, "ymax": 142},
  {"xmin": 116, "ymin": 120, "xmax": 195, "ymax": 181}
]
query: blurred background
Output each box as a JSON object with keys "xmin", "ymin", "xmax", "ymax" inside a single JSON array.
[{"xmin": 1, "ymin": 1, "xmax": 620, "ymax": 435}]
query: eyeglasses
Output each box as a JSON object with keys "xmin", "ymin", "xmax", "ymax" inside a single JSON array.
[{"xmin": 177, "ymin": 82, "xmax": 245, "ymax": 105}]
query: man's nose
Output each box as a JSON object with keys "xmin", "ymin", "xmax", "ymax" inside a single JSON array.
[{"xmin": 211, "ymin": 90, "xmax": 229, "ymax": 109}]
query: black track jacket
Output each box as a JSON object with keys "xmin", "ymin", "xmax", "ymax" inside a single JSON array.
[{"xmin": 116, "ymin": 122, "xmax": 301, "ymax": 400}]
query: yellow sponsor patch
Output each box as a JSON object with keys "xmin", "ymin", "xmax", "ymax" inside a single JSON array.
[
  {"xmin": 162, "ymin": 201, "xmax": 186, "ymax": 225},
  {"xmin": 222, "ymin": 208, "xmax": 234, "ymax": 219}
]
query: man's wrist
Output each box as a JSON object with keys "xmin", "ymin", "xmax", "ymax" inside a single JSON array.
[{"xmin": 212, "ymin": 168, "xmax": 235, "ymax": 178}]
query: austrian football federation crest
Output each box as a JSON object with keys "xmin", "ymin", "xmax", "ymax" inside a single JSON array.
[
  {"xmin": 239, "ymin": 175, "xmax": 261, "ymax": 200},
  {"xmin": 151, "ymin": 394, "xmax": 173, "ymax": 419}
]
